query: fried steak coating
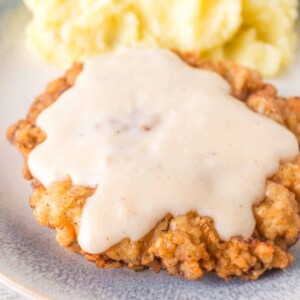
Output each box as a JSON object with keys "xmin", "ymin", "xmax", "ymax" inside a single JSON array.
[{"xmin": 7, "ymin": 56, "xmax": 300, "ymax": 281}]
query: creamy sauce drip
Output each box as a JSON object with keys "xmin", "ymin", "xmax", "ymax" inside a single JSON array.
[{"xmin": 28, "ymin": 48, "xmax": 299, "ymax": 254}]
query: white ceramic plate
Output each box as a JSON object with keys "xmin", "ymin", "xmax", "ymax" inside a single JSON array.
[{"xmin": 1, "ymin": 2, "xmax": 300, "ymax": 299}]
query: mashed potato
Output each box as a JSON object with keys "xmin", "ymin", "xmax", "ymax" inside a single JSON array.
[{"xmin": 24, "ymin": 0, "xmax": 298, "ymax": 76}]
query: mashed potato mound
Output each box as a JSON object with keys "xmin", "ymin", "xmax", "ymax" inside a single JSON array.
[{"xmin": 24, "ymin": 0, "xmax": 298, "ymax": 76}]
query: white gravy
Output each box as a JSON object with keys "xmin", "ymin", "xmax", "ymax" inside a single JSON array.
[{"xmin": 28, "ymin": 48, "xmax": 299, "ymax": 254}]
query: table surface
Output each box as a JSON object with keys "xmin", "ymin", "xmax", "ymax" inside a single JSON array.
[{"xmin": 0, "ymin": 282, "xmax": 26, "ymax": 300}]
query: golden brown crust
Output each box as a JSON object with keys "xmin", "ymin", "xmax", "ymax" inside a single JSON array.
[
  {"xmin": 177, "ymin": 53, "xmax": 264, "ymax": 101},
  {"xmin": 7, "ymin": 55, "xmax": 300, "ymax": 280}
]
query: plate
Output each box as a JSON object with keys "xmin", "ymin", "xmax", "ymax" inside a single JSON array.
[{"xmin": 1, "ymin": 2, "xmax": 300, "ymax": 299}]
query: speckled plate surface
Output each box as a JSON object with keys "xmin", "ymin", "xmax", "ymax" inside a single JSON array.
[{"xmin": 1, "ymin": 1, "xmax": 300, "ymax": 299}]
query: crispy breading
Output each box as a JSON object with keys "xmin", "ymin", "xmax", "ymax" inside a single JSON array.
[{"xmin": 7, "ymin": 55, "xmax": 300, "ymax": 280}]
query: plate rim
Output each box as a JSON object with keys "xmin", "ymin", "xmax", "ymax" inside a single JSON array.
[{"xmin": 0, "ymin": 269, "xmax": 51, "ymax": 300}]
